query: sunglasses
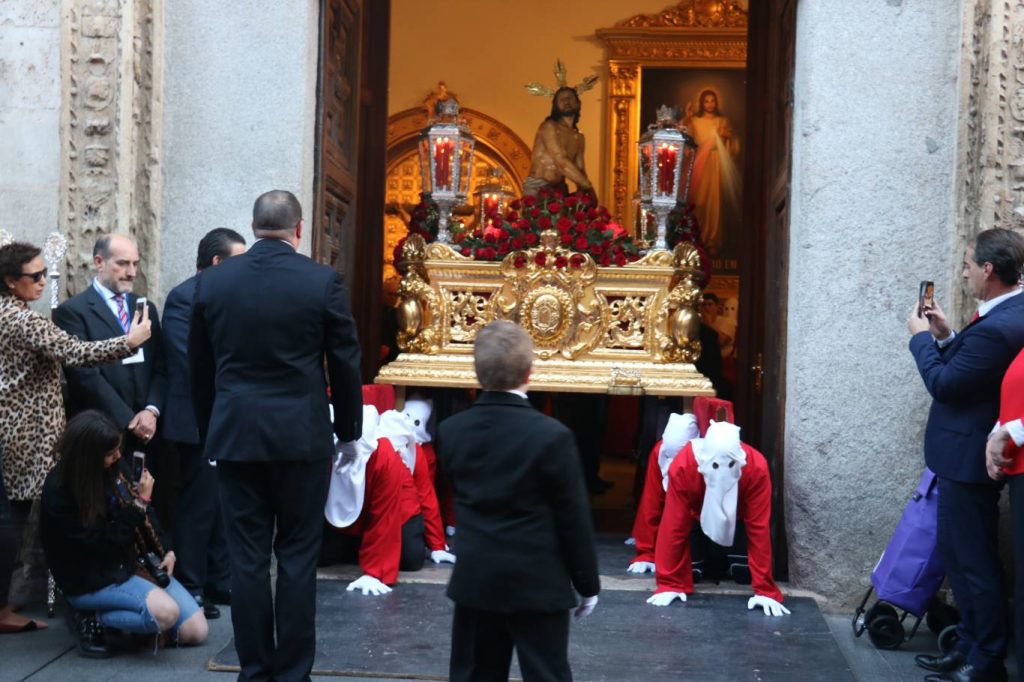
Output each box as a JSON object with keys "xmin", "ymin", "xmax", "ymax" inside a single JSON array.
[{"xmin": 18, "ymin": 268, "xmax": 48, "ymax": 283}]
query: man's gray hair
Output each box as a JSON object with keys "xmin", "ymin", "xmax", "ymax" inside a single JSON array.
[{"xmin": 473, "ymin": 320, "xmax": 534, "ymax": 391}]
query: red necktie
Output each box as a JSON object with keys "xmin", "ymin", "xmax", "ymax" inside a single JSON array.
[
  {"xmin": 114, "ymin": 294, "xmax": 130, "ymax": 332},
  {"xmin": 971, "ymin": 311, "xmax": 980, "ymax": 322}
]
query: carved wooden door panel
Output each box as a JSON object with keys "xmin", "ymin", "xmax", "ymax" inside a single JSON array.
[
  {"xmin": 314, "ymin": 0, "xmax": 390, "ymax": 380},
  {"xmin": 736, "ymin": 0, "xmax": 796, "ymax": 578}
]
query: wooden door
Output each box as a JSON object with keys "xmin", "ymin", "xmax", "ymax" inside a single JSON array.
[
  {"xmin": 736, "ymin": 0, "xmax": 797, "ymax": 579},
  {"xmin": 313, "ymin": 0, "xmax": 390, "ymax": 381}
]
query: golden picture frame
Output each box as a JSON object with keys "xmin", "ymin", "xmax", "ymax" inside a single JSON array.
[{"xmin": 596, "ymin": 1, "xmax": 748, "ymax": 230}]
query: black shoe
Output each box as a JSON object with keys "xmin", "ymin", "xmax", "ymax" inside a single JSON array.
[
  {"xmin": 75, "ymin": 612, "xmax": 113, "ymax": 659},
  {"xmin": 193, "ymin": 594, "xmax": 220, "ymax": 620},
  {"xmin": 924, "ymin": 662, "xmax": 1007, "ymax": 682},
  {"xmin": 916, "ymin": 651, "xmax": 966, "ymax": 674},
  {"xmin": 204, "ymin": 586, "xmax": 231, "ymax": 606}
]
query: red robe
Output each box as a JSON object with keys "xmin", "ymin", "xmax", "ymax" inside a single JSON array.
[
  {"xmin": 999, "ymin": 348, "xmax": 1024, "ymax": 475},
  {"xmin": 413, "ymin": 444, "xmax": 446, "ymax": 551},
  {"xmin": 630, "ymin": 441, "xmax": 665, "ymax": 564},
  {"xmin": 337, "ymin": 438, "xmax": 419, "ymax": 584},
  {"xmin": 654, "ymin": 442, "xmax": 782, "ymax": 602}
]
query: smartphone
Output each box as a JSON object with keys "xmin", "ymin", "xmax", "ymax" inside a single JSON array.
[
  {"xmin": 135, "ymin": 297, "xmax": 147, "ymax": 316},
  {"xmin": 918, "ymin": 281, "xmax": 935, "ymax": 318},
  {"xmin": 132, "ymin": 451, "xmax": 146, "ymax": 483}
]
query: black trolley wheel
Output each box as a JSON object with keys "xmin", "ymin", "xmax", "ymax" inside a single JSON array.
[
  {"xmin": 925, "ymin": 600, "xmax": 960, "ymax": 635},
  {"xmin": 865, "ymin": 602, "xmax": 906, "ymax": 650},
  {"xmin": 937, "ymin": 624, "xmax": 960, "ymax": 655}
]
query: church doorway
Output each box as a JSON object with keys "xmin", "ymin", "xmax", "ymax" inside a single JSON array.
[{"xmin": 311, "ymin": 0, "xmax": 796, "ymax": 577}]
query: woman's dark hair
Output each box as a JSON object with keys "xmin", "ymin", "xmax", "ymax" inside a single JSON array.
[
  {"xmin": 0, "ymin": 242, "xmax": 42, "ymax": 297},
  {"xmin": 56, "ymin": 410, "xmax": 123, "ymax": 526}
]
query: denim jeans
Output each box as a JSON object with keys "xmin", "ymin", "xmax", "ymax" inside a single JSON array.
[{"xmin": 66, "ymin": 575, "xmax": 199, "ymax": 634}]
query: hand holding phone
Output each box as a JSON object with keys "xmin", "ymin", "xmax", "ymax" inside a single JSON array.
[
  {"xmin": 135, "ymin": 297, "xmax": 147, "ymax": 317},
  {"xmin": 132, "ymin": 451, "xmax": 146, "ymax": 483},
  {"xmin": 918, "ymin": 281, "xmax": 935, "ymax": 318}
]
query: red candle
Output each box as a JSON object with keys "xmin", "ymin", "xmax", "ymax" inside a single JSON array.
[
  {"xmin": 657, "ymin": 143, "xmax": 678, "ymax": 196},
  {"xmin": 434, "ymin": 138, "xmax": 454, "ymax": 190},
  {"xmin": 482, "ymin": 193, "xmax": 499, "ymax": 217}
]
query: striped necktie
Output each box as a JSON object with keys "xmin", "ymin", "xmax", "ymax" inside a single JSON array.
[{"xmin": 114, "ymin": 294, "xmax": 130, "ymax": 332}]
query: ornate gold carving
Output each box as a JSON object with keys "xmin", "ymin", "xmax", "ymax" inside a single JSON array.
[
  {"xmin": 596, "ymin": 10, "xmax": 746, "ymax": 224},
  {"xmin": 381, "ymin": 232, "xmax": 712, "ymax": 396},
  {"xmin": 618, "ymin": 1, "xmax": 748, "ymax": 29}
]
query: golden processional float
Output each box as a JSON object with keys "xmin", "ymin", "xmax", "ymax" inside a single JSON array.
[{"xmin": 375, "ymin": 95, "xmax": 714, "ymax": 400}]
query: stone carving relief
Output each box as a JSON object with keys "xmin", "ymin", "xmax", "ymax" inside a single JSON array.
[
  {"xmin": 61, "ymin": 0, "xmax": 160, "ymax": 296},
  {"xmin": 955, "ymin": 0, "xmax": 1024, "ymax": 322}
]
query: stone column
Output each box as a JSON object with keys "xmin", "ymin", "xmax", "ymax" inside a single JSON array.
[{"xmin": 59, "ymin": 0, "xmax": 161, "ymax": 296}]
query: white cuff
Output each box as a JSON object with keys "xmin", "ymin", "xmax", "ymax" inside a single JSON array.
[
  {"xmin": 1006, "ymin": 419, "xmax": 1024, "ymax": 448},
  {"xmin": 144, "ymin": 405, "xmax": 160, "ymax": 418},
  {"xmin": 934, "ymin": 330, "xmax": 956, "ymax": 348}
]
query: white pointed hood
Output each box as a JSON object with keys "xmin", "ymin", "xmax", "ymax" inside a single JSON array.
[
  {"xmin": 325, "ymin": 405, "xmax": 380, "ymax": 528},
  {"xmin": 691, "ymin": 420, "xmax": 746, "ymax": 547},
  {"xmin": 658, "ymin": 413, "xmax": 700, "ymax": 491},
  {"xmin": 402, "ymin": 398, "xmax": 433, "ymax": 444},
  {"xmin": 376, "ymin": 409, "xmax": 417, "ymax": 474}
]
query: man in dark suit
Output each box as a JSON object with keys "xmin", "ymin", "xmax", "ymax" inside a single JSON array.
[
  {"xmin": 909, "ymin": 228, "xmax": 1024, "ymax": 682},
  {"xmin": 162, "ymin": 228, "xmax": 246, "ymax": 620},
  {"xmin": 438, "ymin": 320, "xmax": 600, "ymax": 682},
  {"xmin": 189, "ymin": 190, "xmax": 362, "ymax": 682},
  {"xmin": 55, "ymin": 233, "xmax": 167, "ymax": 457}
]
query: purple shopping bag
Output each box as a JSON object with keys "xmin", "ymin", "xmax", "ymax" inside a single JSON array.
[{"xmin": 869, "ymin": 468, "xmax": 945, "ymax": 617}]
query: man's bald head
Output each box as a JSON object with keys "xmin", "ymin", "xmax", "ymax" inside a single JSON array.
[{"xmin": 252, "ymin": 190, "xmax": 303, "ymax": 242}]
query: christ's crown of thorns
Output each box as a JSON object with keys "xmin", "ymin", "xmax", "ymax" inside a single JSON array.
[{"xmin": 524, "ymin": 59, "xmax": 599, "ymax": 97}]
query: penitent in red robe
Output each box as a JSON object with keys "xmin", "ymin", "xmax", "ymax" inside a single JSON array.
[
  {"xmin": 630, "ymin": 441, "xmax": 665, "ymax": 564},
  {"xmin": 337, "ymin": 438, "xmax": 419, "ymax": 584},
  {"xmin": 653, "ymin": 441, "xmax": 782, "ymax": 602}
]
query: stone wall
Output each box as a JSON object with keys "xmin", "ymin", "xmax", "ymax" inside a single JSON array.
[
  {"xmin": 159, "ymin": 0, "xmax": 320, "ymax": 298},
  {"xmin": 785, "ymin": 0, "xmax": 963, "ymax": 607},
  {"xmin": 0, "ymin": 0, "xmax": 61, "ymax": 264}
]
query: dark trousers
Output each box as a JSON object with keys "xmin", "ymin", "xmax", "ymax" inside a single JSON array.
[
  {"xmin": 936, "ymin": 477, "xmax": 1007, "ymax": 673},
  {"xmin": 1008, "ymin": 475, "xmax": 1024, "ymax": 668},
  {"xmin": 450, "ymin": 605, "xmax": 571, "ymax": 682},
  {"xmin": 218, "ymin": 459, "xmax": 330, "ymax": 682},
  {"xmin": 321, "ymin": 513, "xmax": 426, "ymax": 573},
  {"xmin": 0, "ymin": 500, "xmax": 32, "ymax": 606},
  {"xmin": 172, "ymin": 443, "xmax": 229, "ymax": 596}
]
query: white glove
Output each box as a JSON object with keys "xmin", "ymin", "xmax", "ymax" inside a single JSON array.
[
  {"xmin": 627, "ymin": 561, "xmax": 656, "ymax": 574},
  {"xmin": 445, "ymin": 525, "xmax": 456, "ymax": 537},
  {"xmin": 430, "ymin": 549, "xmax": 456, "ymax": 564},
  {"xmin": 646, "ymin": 591, "xmax": 686, "ymax": 607},
  {"xmin": 574, "ymin": 594, "xmax": 598, "ymax": 619},
  {"xmin": 346, "ymin": 574, "xmax": 392, "ymax": 596},
  {"xmin": 624, "ymin": 537, "xmax": 636, "ymax": 546},
  {"xmin": 747, "ymin": 595, "xmax": 790, "ymax": 616},
  {"xmin": 336, "ymin": 439, "xmax": 359, "ymax": 466}
]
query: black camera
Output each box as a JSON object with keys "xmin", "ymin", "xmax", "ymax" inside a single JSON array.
[{"xmin": 139, "ymin": 551, "xmax": 170, "ymax": 588}]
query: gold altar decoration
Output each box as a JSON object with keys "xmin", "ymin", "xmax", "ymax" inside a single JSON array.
[
  {"xmin": 596, "ymin": 1, "xmax": 748, "ymax": 225},
  {"xmin": 375, "ymin": 231, "xmax": 713, "ymax": 397}
]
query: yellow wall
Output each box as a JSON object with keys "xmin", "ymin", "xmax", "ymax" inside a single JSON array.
[{"xmin": 388, "ymin": 0, "xmax": 686, "ymax": 196}]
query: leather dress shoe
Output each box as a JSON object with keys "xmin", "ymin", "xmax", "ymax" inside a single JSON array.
[
  {"xmin": 924, "ymin": 663, "xmax": 1007, "ymax": 682},
  {"xmin": 204, "ymin": 586, "xmax": 231, "ymax": 606},
  {"xmin": 193, "ymin": 594, "xmax": 220, "ymax": 620},
  {"xmin": 915, "ymin": 651, "xmax": 965, "ymax": 673}
]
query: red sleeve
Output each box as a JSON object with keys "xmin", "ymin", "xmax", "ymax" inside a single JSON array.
[
  {"xmin": 654, "ymin": 446, "xmax": 696, "ymax": 594},
  {"xmin": 358, "ymin": 440, "xmax": 404, "ymax": 584},
  {"xmin": 741, "ymin": 447, "xmax": 783, "ymax": 602},
  {"xmin": 414, "ymin": 445, "xmax": 446, "ymax": 551},
  {"xmin": 631, "ymin": 443, "xmax": 665, "ymax": 563},
  {"xmin": 421, "ymin": 442, "xmax": 438, "ymax": 482}
]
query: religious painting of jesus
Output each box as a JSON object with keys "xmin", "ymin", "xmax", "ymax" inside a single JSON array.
[{"xmin": 639, "ymin": 68, "xmax": 746, "ymax": 276}]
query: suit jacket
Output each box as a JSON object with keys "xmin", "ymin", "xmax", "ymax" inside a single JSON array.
[
  {"xmin": 161, "ymin": 275, "xmax": 199, "ymax": 445},
  {"xmin": 910, "ymin": 292, "xmax": 1024, "ymax": 483},
  {"xmin": 188, "ymin": 238, "xmax": 362, "ymax": 462},
  {"xmin": 54, "ymin": 285, "xmax": 166, "ymax": 428},
  {"xmin": 438, "ymin": 391, "xmax": 600, "ymax": 613}
]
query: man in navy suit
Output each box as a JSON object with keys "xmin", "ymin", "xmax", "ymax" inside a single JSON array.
[
  {"xmin": 909, "ymin": 228, "xmax": 1024, "ymax": 682},
  {"xmin": 56, "ymin": 234, "xmax": 166, "ymax": 455},
  {"xmin": 162, "ymin": 228, "xmax": 246, "ymax": 619},
  {"xmin": 190, "ymin": 190, "xmax": 362, "ymax": 682}
]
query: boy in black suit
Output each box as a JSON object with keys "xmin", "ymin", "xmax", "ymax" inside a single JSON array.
[{"xmin": 438, "ymin": 320, "xmax": 600, "ymax": 682}]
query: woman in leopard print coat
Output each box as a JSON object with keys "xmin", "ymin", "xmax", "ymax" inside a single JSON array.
[{"xmin": 0, "ymin": 241, "xmax": 151, "ymax": 633}]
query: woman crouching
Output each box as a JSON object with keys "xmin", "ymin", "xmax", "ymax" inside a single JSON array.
[{"xmin": 40, "ymin": 411, "xmax": 207, "ymax": 656}]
